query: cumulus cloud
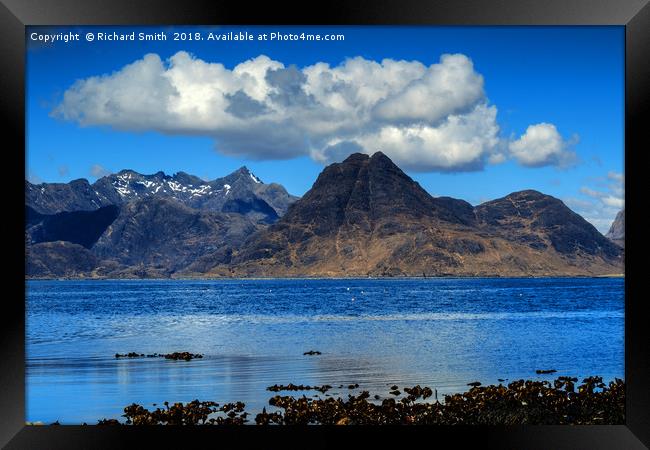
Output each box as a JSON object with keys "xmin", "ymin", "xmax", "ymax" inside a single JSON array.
[
  {"xmin": 53, "ymin": 51, "xmax": 572, "ymax": 172},
  {"xmin": 313, "ymin": 103, "xmax": 499, "ymax": 172},
  {"xmin": 509, "ymin": 123, "xmax": 577, "ymax": 168},
  {"xmin": 372, "ymin": 54, "xmax": 485, "ymax": 124},
  {"xmin": 487, "ymin": 152, "xmax": 507, "ymax": 165},
  {"xmin": 90, "ymin": 164, "xmax": 111, "ymax": 178}
]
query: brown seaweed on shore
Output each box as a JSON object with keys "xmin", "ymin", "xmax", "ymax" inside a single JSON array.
[
  {"xmin": 163, "ymin": 352, "xmax": 203, "ymax": 361},
  {"xmin": 266, "ymin": 383, "xmax": 332, "ymax": 393},
  {"xmin": 119, "ymin": 400, "xmax": 248, "ymax": 425},
  {"xmin": 114, "ymin": 352, "xmax": 144, "ymax": 358},
  {"xmin": 253, "ymin": 377, "xmax": 625, "ymax": 425},
  {"xmin": 403, "ymin": 386, "xmax": 432, "ymax": 400},
  {"xmin": 536, "ymin": 369, "xmax": 557, "ymax": 374},
  {"xmin": 114, "ymin": 352, "xmax": 203, "ymax": 361},
  {"xmin": 303, "ymin": 350, "xmax": 322, "ymax": 355},
  {"xmin": 108, "ymin": 376, "xmax": 624, "ymax": 426},
  {"xmin": 97, "ymin": 419, "xmax": 120, "ymax": 425}
]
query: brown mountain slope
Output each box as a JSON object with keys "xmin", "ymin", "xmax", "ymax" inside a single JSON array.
[{"xmin": 206, "ymin": 152, "xmax": 623, "ymax": 277}]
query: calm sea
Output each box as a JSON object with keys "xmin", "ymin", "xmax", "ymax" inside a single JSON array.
[{"xmin": 26, "ymin": 278, "xmax": 624, "ymax": 424}]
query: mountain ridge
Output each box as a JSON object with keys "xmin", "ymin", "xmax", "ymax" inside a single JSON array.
[
  {"xmin": 208, "ymin": 153, "xmax": 622, "ymax": 278},
  {"xmin": 26, "ymin": 166, "xmax": 298, "ymax": 219},
  {"xmin": 25, "ymin": 153, "xmax": 624, "ymax": 278}
]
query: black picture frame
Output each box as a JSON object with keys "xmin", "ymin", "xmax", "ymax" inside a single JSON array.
[{"xmin": 1, "ymin": 0, "xmax": 648, "ymax": 448}]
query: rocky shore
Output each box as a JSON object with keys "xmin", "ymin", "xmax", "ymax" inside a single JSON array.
[{"xmin": 86, "ymin": 376, "xmax": 624, "ymax": 426}]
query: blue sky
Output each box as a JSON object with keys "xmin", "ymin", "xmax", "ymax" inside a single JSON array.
[{"xmin": 26, "ymin": 26, "xmax": 624, "ymax": 232}]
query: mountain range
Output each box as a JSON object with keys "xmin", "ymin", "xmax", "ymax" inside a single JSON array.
[
  {"xmin": 26, "ymin": 166, "xmax": 296, "ymax": 220},
  {"xmin": 25, "ymin": 153, "xmax": 624, "ymax": 278},
  {"xmin": 26, "ymin": 166, "xmax": 296, "ymax": 277}
]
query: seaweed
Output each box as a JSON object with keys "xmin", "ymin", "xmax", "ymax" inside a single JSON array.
[
  {"xmin": 105, "ymin": 376, "xmax": 625, "ymax": 426},
  {"xmin": 114, "ymin": 352, "xmax": 203, "ymax": 361}
]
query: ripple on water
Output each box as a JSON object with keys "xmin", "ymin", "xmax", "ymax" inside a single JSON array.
[{"xmin": 26, "ymin": 278, "xmax": 624, "ymax": 423}]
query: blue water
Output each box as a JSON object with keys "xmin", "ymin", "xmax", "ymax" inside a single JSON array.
[{"xmin": 26, "ymin": 278, "xmax": 624, "ymax": 424}]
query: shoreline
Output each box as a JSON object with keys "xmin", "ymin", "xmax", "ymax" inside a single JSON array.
[
  {"xmin": 29, "ymin": 376, "xmax": 623, "ymax": 426},
  {"xmin": 26, "ymin": 274, "xmax": 625, "ymax": 282}
]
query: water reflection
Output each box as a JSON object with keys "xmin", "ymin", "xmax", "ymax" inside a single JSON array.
[{"xmin": 26, "ymin": 278, "xmax": 624, "ymax": 423}]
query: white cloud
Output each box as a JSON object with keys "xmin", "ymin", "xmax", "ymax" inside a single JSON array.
[
  {"xmin": 566, "ymin": 171, "xmax": 624, "ymax": 234},
  {"xmin": 509, "ymin": 123, "xmax": 577, "ymax": 168},
  {"xmin": 607, "ymin": 171, "xmax": 624, "ymax": 183},
  {"xmin": 563, "ymin": 197, "xmax": 593, "ymax": 210},
  {"xmin": 579, "ymin": 186, "xmax": 601, "ymax": 198},
  {"xmin": 487, "ymin": 152, "xmax": 507, "ymax": 165},
  {"xmin": 607, "ymin": 171, "xmax": 624, "ymax": 198},
  {"xmin": 27, "ymin": 172, "xmax": 43, "ymax": 184},
  {"xmin": 313, "ymin": 103, "xmax": 499, "ymax": 172},
  {"xmin": 372, "ymin": 54, "xmax": 485, "ymax": 124},
  {"xmin": 565, "ymin": 196, "xmax": 622, "ymax": 235},
  {"xmin": 580, "ymin": 186, "xmax": 625, "ymax": 210},
  {"xmin": 90, "ymin": 164, "xmax": 111, "ymax": 178},
  {"xmin": 601, "ymin": 196, "xmax": 624, "ymax": 209},
  {"xmin": 54, "ymin": 54, "xmax": 180, "ymax": 131},
  {"xmin": 53, "ymin": 51, "xmax": 572, "ymax": 172}
]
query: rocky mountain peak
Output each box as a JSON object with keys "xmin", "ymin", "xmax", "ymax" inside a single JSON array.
[
  {"xmin": 341, "ymin": 152, "xmax": 370, "ymax": 163},
  {"xmin": 276, "ymin": 152, "xmax": 479, "ymax": 236},
  {"xmin": 26, "ymin": 166, "xmax": 295, "ymax": 219},
  {"xmin": 506, "ymin": 189, "xmax": 547, "ymax": 200},
  {"xmin": 69, "ymin": 178, "xmax": 92, "ymax": 187},
  {"xmin": 369, "ymin": 150, "xmax": 393, "ymax": 164},
  {"xmin": 225, "ymin": 166, "xmax": 261, "ymax": 183},
  {"xmin": 606, "ymin": 209, "xmax": 624, "ymax": 247},
  {"xmin": 475, "ymin": 190, "xmax": 621, "ymax": 258}
]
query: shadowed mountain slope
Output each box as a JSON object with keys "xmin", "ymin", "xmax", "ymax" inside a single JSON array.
[{"xmin": 26, "ymin": 167, "xmax": 297, "ymax": 221}]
